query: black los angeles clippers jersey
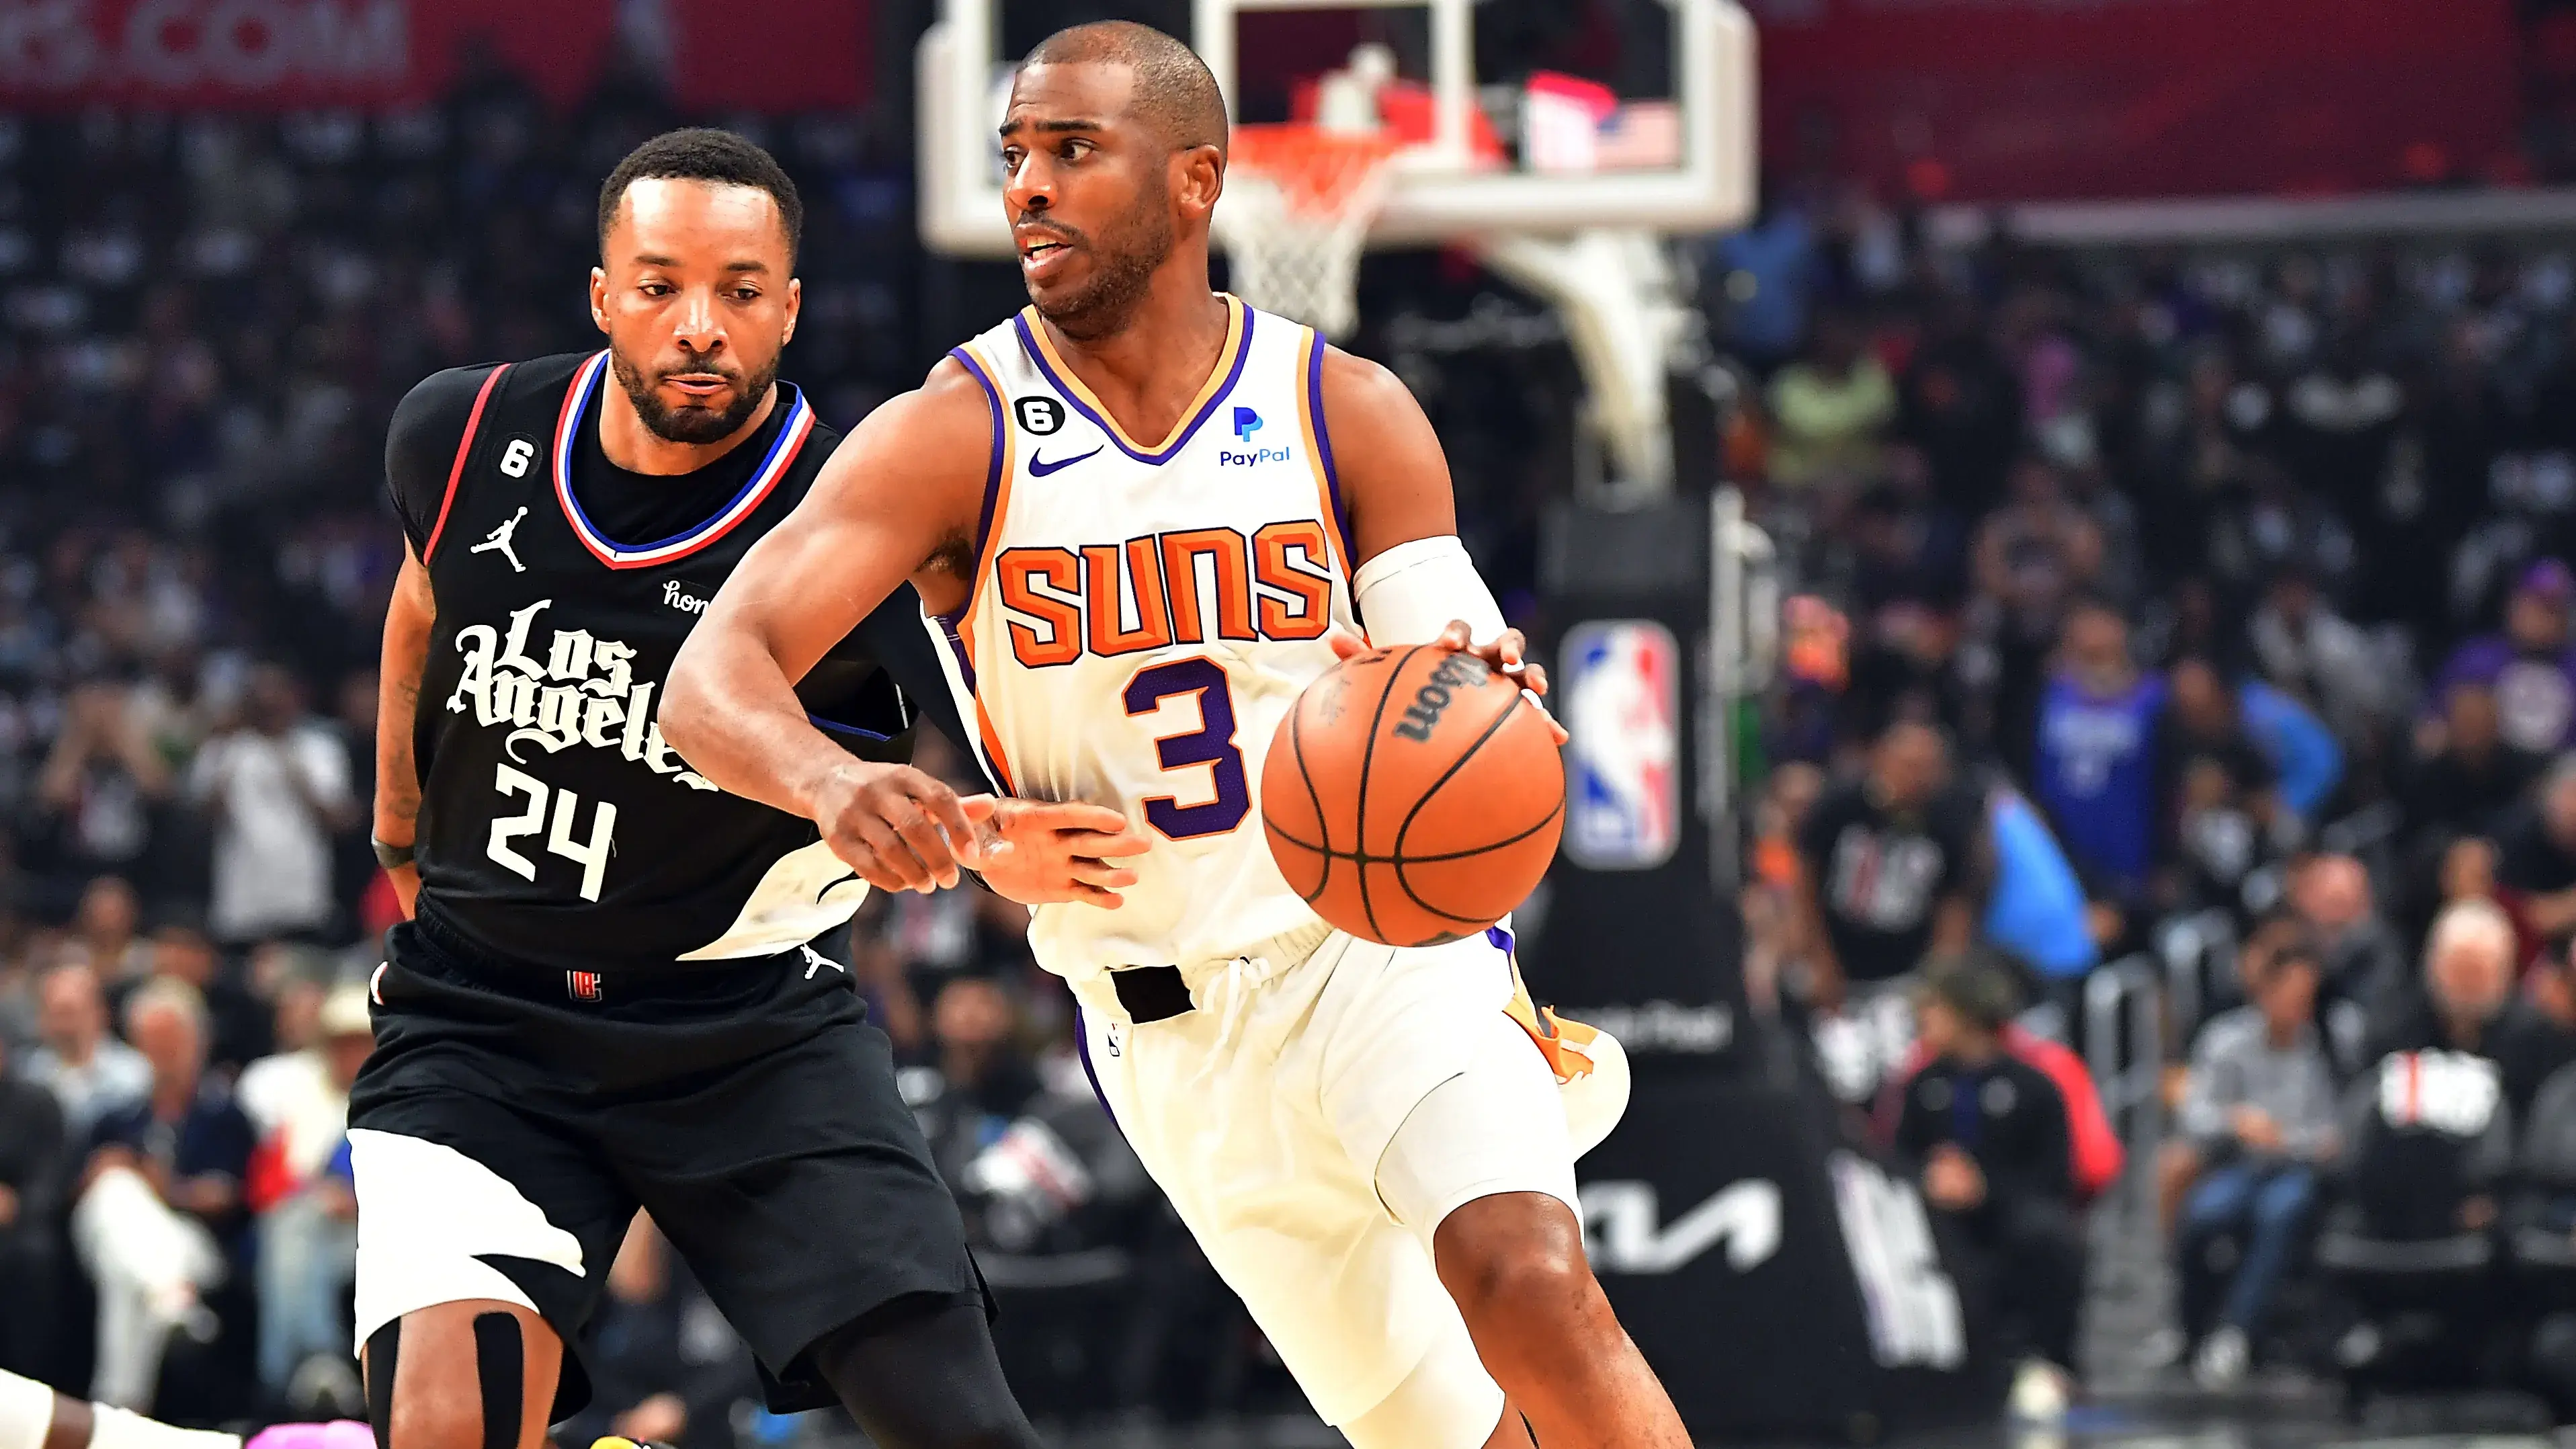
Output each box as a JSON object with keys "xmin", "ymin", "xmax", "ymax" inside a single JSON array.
[{"xmin": 388, "ymin": 350, "xmax": 969, "ymax": 974}]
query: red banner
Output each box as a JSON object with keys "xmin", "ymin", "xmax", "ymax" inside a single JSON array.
[
  {"xmin": 0, "ymin": 0, "xmax": 618, "ymax": 110},
  {"xmin": 1757, "ymin": 0, "xmax": 2522, "ymax": 202},
  {"xmin": 667, "ymin": 0, "xmax": 870, "ymax": 113}
]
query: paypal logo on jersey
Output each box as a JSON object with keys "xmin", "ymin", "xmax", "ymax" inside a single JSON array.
[{"xmin": 1220, "ymin": 405, "xmax": 1293, "ymax": 466}]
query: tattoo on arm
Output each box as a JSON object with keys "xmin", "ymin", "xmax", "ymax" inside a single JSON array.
[
  {"xmin": 382, "ymin": 672, "xmax": 421, "ymax": 825},
  {"xmin": 376, "ymin": 560, "xmax": 433, "ymax": 839}
]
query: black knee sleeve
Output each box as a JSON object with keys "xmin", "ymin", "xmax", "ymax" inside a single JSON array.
[
  {"xmin": 808, "ymin": 1294, "xmax": 1042, "ymax": 1449},
  {"xmin": 366, "ymin": 1321, "xmax": 399, "ymax": 1449},
  {"xmin": 363, "ymin": 1314, "xmax": 525, "ymax": 1449},
  {"xmin": 472, "ymin": 1313, "xmax": 524, "ymax": 1449}
]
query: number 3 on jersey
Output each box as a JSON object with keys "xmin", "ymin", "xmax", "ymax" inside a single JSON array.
[
  {"xmin": 488, "ymin": 763, "xmax": 618, "ymax": 900},
  {"xmin": 1124, "ymin": 659, "xmax": 1248, "ymax": 839}
]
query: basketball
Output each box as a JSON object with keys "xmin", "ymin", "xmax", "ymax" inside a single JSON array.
[{"xmin": 1261, "ymin": 645, "xmax": 1565, "ymax": 948}]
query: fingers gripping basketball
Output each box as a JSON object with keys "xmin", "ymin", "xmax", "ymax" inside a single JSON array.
[{"xmin": 1261, "ymin": 645, "xmax": 1565, "ymax": 946}]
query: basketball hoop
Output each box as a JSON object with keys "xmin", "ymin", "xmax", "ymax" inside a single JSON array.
[{"xmin": 1216, "ymin": 124, "xmax": 1403, "ymax": 340}]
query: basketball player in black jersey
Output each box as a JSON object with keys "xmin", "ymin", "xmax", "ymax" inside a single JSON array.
[{"xmin": 353, "ymin": 130, "xmax": 1142, "ymax": 1449}]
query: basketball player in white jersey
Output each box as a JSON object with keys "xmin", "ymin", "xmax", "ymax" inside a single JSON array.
[{"xmin": 663, "ymin": 21, "xmax": 1688, "ymax": 1448}]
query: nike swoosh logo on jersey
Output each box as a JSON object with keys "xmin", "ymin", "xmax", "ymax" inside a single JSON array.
[
  {"xmin": 1028, "ymin": 446, "xmax": 1104, "ymax": 478},
  {"xmin": 815, "ymin": 870, "xmax": 858, "ymax": 902}
]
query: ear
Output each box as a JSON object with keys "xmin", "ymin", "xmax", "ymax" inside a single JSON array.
[
  {"xmin": 589, "ymin": 267, "xmax": 610, "ymax": 333},
  {"xmin": 782, "ymin": 276, "xmax": 802, "ymax": 346},
  {"xmin": 1174, "ymin": 143, "xmax": 1225, "ymax": 224}
]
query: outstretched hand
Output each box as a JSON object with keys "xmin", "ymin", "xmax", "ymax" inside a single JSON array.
[
  {"xmin": 1329, "ymin": 621, "xmax": 1569, "ymax": 745},
  {"xmin": 972, "ymin": 796, "xmax": 1149, "ymax": 908},
  {"xmin": 811, "ymin": 761, "xmax": 988, "ymax": 893}
]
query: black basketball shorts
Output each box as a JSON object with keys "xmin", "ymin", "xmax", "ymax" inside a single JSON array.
[{"xmin": 345, "ymin": 911, "xmax": 983, "ymax": 1415}]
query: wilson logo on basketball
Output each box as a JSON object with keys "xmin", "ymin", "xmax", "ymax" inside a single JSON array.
[
  {"xmin": 1393, "ymin": 653, "xmax": 1491, "ymax": 741},
  {"xmin": 1263, "ymin": 645, "xmax": 1566, "ymax": 950}
]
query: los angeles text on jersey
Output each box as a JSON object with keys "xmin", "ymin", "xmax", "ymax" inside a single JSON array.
[
  {"xmin": 445, "ymin": 597, "xmax": 712, "ymax": 791},
  {"xmin": 993, "ymin": 518, "xmax": 1339, "ymax": 669}
]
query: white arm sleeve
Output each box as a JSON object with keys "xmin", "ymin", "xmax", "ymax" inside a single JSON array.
[{"xmin": 1352, "ymin": 535, "xmax": 1508, "ymax": 647}]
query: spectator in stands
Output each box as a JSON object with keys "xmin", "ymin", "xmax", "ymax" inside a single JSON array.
[
  {"xmin": 2366, "ymin": 898, "xmax": 2570, "ymax": 1123},
  {"xmin": 34, "ymin": 681, "xmax": 175, "ymax": 918},
  {"xmin": 915, "ymin": 974, "xmax": 1052, "ymax": 1218},
  {"xmin": 137, "ymin": 923, "xmax": 269, "ymax": 1078},
  {"xmin": 1766, "ymin": 305, "xmax": 1895, "ymax": 495},
  {"xmin": 1841, "ymin": 463, "xmax": 1972, "ymax": 743},
  {"xmin": 241, "ymin": 973, "xmax": 325, "ymax": 1098},
  {"xmin": 2157, "ymin": 915, "xmax": 2308, "ymax": 1233},
  {"xmin": 2318, "ymin": 905, "xmax": 2524, "ymax": 1397},
  {"xmin": 1706, "ymin": 183, "xmax": 1814, "ymax": 374},
  {"xmin": 1894, "ymin": 952, "xmax": 2083, "ymax": 1394},
  {"xmin": 2403, "ymin": 680, "xmax": 2546, "ymax": 848},
  {"xmin": 24, "ymin": 960, "xmax": 148, "ymax": 1143},
  {"xmin": 2290, "ymin": 856, "xmax": 2410, "ymax": 1058},
  {"xmin": 2248, "ymin": 563, "xmax": 2392, "ymax": 745},
  {"xmin": 2527, "ymin": 941, "xmax": 2576, "ymax": 1072},
  {"xmin": 933, "ymin": 981, "xmax": 1154, "ymax": 1259},
  {"xmin": 2278, "ymin": 333, "xmax": 2403, "ymax": 559},
  {"xmin": 0, "ymin": 1028, "xmax": 67, "ymax": 1379},
  {"xmin": 2161, "ymin": 753, "xmax": 2278, "ymax": 924},
  {"xmin": 2507, "ymin": 1059, "xmax": 2576, "ymax": 1423},
  {"xmin": 2428, "ymin": 835, "xmax": 2542, "ymax": 972},
  {"xmin": 2502, "ymin": 758, "xmax": 2576, "ymax": 947},
  {"xmin": 186, "ymin": 664, "xmax": 355, "ymax": 946},
  {"xmin": 1975, "ymin": 458, "xmax": 2110, "ymax": 747},
  {"xmin": 1794, "ymin": 719, "xmax": 1988, "ymax": 1011},
  {"xmin": 556, "ymin": 1214, "xmax": 757, "ymax": 1449},
  {"xmin": 2235, "ymin": 671, "xmax": 2343, "ymax": 827},
  {"xmin": 1899, "ymin": 289, "xmax": 2024, "ymax": 519},
  {"xmin": 2428, "ymin": 559, "xmax": 2576, "ymax": 755},
  {"xmin": 71, "ymin": 876, "xmax": 149, "ymax": 987},
  {"xmin": 1743, "ymin": 762, "xmax": 1827, "ymax": 1018},
  {"xmin": 2327, "ymin": 910, "xmax": 2521, "ymax": 1307},
  {"xmin": 2032, "ymin": 601, "xmax": 2163, "ymax": 930},
  {"xmin": 1979, "ymin": 776, "xmax": 2103, "ymax": 993},
  {"xmin": 71, "ymin": 979, "xmax": 253, "ymax": 1410},
  {"xmin": 2153, "ymin": 659, "xmax": 2283, "ymax": 911},
  {"xmin": 2172, "ymin": 936, "xmax": 2341, "ymax": 1388},
  {"xmin": 241, "ymin": 985, "xmax": 368, "ymax": 1411}
]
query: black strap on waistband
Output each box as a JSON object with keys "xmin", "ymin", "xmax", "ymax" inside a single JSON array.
[{"xmin": 1113, "ymin": 964, "xmax": 1194, "ymax": 1024}]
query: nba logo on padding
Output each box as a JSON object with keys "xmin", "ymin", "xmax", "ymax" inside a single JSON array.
[
  {"xmin": 1562, "ymin": 620, "xmax": 1681, "ymax": 870},
  {"xmin": 1233, "ymin": 406, "xmax": 1263, "ymax": 441}
]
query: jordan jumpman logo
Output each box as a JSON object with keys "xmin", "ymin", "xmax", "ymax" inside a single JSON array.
[{"xmin": 472, "ymin": 507, "xmax": 528, "ymax": 573}]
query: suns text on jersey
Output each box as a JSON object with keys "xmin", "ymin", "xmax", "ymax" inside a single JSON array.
[
  {"xmin": 993, "ymin": 520, "xmax": 1337, "ymax": 669},
  {"xmin": 446, "ymin": 599, "xmax": 714, "ymax": 789}
]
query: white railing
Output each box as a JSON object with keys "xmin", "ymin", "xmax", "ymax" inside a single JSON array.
[
  {"xmin": 2085, "ymin": 952, "xmax": 2166, "ymax": 1232},
  {"xmin": 1704, "ymin": 485, "xmax": 1776, "ymax": 891},
  {"xmin": 2084, "ymin": 952, "xmax": 2165, "ymax": 1138},
  {"xmin": 2155, "ymin": 907, "xmax": 2239, "ymax": 1046}
]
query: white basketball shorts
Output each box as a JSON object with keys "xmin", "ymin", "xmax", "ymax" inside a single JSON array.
[{"xmin": 1073, "ymin": 926, "xmax": 1590, "ymax": 1431}]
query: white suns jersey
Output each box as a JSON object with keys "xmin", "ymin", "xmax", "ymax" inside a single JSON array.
[{"xmin": 930, "ymin": 296, "xmax": 1360, "ymax": 985}]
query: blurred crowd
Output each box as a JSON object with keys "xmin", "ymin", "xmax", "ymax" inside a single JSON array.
[
  {"xmin": 28, "ymin": 15, "xmax": 2576, "ymax": 1438},
  {"xmin": 1722, "ymin": 175, "xmax": 2576, "ymax": 1413}
]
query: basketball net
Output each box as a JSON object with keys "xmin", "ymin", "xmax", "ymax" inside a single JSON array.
[{"xmin": 1217, "ymin": 124, "xmax": 1402, "ymax": 341}]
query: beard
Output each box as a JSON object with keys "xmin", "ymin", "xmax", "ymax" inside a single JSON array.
[
  {"xmin": 1026, "ymin": 180, "xmax": 1175, "ymax": 341},
  {"xmin": 609, "ymin": 347, "xmax": 779, "ymax": 446}
]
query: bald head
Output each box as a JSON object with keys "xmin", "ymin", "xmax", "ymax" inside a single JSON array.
[{"xmin": 1025, "ymin": 20, "xmax": 1229, "ymax": 156}]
